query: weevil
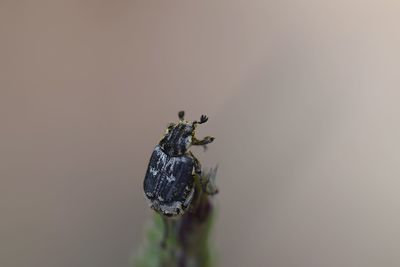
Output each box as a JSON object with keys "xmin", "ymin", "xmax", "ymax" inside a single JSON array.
[{"xmin": 143, "ymin": 111, "xmax": 216, "ymax": 218}]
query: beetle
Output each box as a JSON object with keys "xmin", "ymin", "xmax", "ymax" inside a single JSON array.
[{"xmin": 143, "ymin": 111, "xmax": 215, "ymax": 217}]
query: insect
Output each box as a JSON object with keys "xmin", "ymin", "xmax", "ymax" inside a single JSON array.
[{"xmin": 143, "ymin": 111, "xmax": 215, "ymax": 217}]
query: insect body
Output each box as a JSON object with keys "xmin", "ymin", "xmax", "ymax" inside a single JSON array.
[{"xmin": 143, "ymin": 111, "xmax": 215, "ymax": 217}]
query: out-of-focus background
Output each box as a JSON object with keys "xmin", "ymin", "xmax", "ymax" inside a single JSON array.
[{"xmin": 1, "ymin": 1, "xmax": 400, "ymax": 267}]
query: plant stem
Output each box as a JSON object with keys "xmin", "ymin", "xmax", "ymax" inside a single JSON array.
[{"xmin": 134, "ymin": 168, "xmax": 218, "ymax": 267}]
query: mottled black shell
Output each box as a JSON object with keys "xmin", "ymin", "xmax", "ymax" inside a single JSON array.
[
  {"xmin": 159, "ymin": 123, "xmax": 193, "ymax": 156},
  {"xmin": 143, "ymin": 145, "xmax": 195, "ymax": 216}
]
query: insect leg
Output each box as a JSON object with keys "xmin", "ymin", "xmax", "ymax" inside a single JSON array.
[
  {"xmin": 188, "ymin": 152, "xmax": 219, "ymax": 195},
  {"xmin": 192, "ymin": 136, "xmax": 215, "ymax": 146},
  {"xmin": 188, "ymin": 151, "xmax": 202, "ymax": 174}
]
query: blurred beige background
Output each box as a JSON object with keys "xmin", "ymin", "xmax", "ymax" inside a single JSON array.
[{"xmin": 1, "ymin": 1, "xmax": 400, "ymax": 267}]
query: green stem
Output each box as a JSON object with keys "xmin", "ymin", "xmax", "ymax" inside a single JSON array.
[{"xmin": 134, "ymin": 169, "xmax": 218, "ymax": 267}]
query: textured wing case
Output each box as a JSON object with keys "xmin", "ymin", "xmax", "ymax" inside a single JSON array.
[{"xmin": 143, "ymin": 146, "xmax": 194, "ymax": 215}]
